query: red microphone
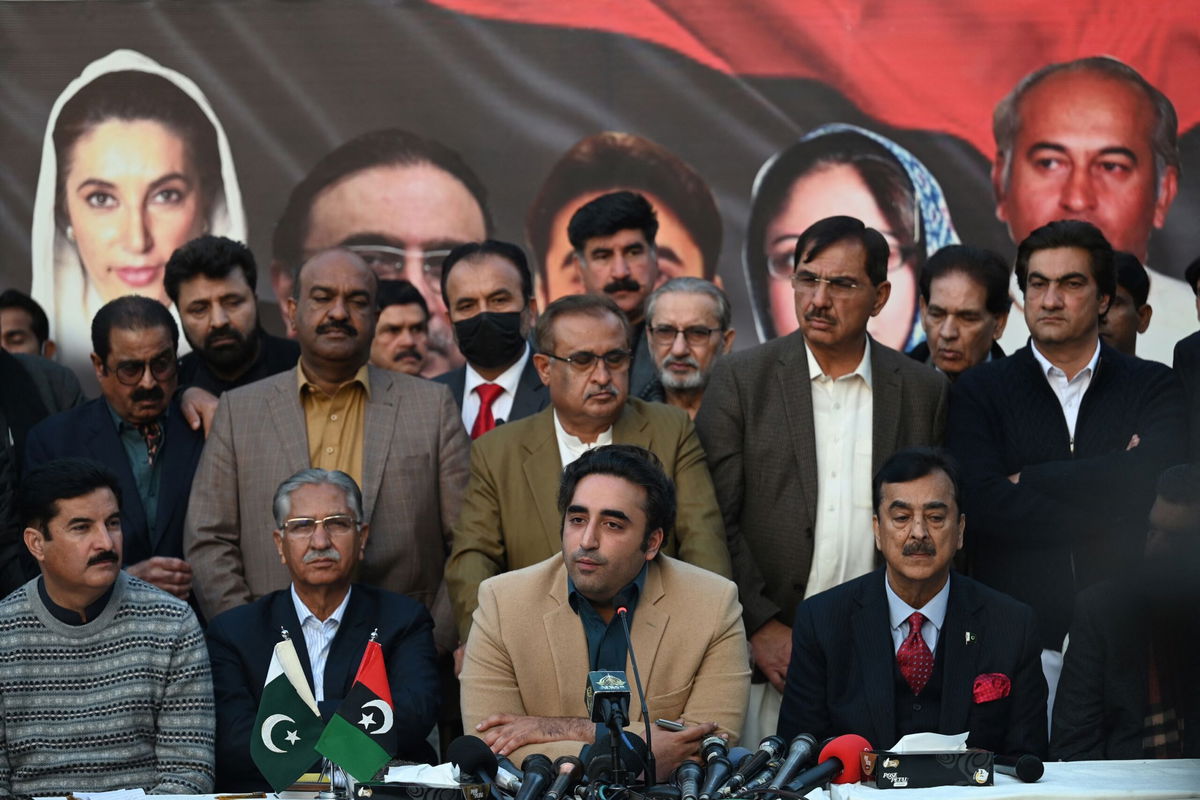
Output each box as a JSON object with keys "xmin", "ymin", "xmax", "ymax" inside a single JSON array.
[{"xmin": 782, "ymin": 734, "xmax": 872, "ymax": 794}]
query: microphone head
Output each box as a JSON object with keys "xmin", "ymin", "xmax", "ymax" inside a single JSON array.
[
  {"xmin": 817, "ymin": 735, "xmax": 872, "ymax": 784},
  {"xmin": 587, "ymin": 728, "xmax": 650, "ymax": 782},
  {"xmin": 672, "ymin": 760, "xmax": 703, "ymax": 782},
  {"xmin": 1001, "ymin": 754, "xmax": 1044, "ymax": 783},
  {"xmin": 759, "ymin": 735, "xmax": 786, "ymax": 756},
  {"xmin": 701, "ymin": 734, "xmax": 727, "ymax": 762},
  {"xmin": 447, "ymin": 734, "xmax": 499, "ymax": 782},
  {"xmin": 553, "ymin": 755, "xmax": 583, "ymax": 778},
  {"xmin": 521, "ymin": 753, "xmax": 554, "ymax": 778}
]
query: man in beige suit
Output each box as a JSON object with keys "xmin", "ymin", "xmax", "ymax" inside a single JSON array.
[
  {"xmin": 460, "ymin": 445, "xmax": 749, "ymax": 777},
  {"xmin": 185, "ymin": 249, "xmax": 470, "ymax": 647},
  {"xmin": 446, "ymin": 295, "xmax": 731, "ymax": 646}
]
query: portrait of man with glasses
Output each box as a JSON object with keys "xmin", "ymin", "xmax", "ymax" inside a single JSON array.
[
  {"xmin": 24, "ymin": 295, "xmax": 205, "ymax": 600},
  {"xmin": 446, "ymin": 294, "xmax": 731, "ymax": 653}
]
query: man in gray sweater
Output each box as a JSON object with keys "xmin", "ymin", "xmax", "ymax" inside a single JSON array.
[{"xmin": 0, "ymin": 457, "xmax": 214, "ymax": 796}]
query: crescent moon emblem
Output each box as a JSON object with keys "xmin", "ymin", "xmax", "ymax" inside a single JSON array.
[
  {"xmin": 261, "ymin": 713, "xmax": 296, "ymax": 753},
  {"xmin": 362, "ymin": 698, "xmax": 393, "ymax": 734}
]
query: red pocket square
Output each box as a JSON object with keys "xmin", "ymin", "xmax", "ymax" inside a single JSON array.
[{"xmin": 973, "ymin": 673, "xmax": 1011, "ymax": 703}]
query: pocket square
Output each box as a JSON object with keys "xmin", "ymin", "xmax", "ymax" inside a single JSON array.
[{"xmin": 973, "ymin": 672, "xmax": 1011, "ymax": 703}]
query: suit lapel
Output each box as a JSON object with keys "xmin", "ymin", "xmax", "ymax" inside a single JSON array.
[
  {"xmin": 152, "ymin": 403, "xmax": 201, "ymax": 551},
  {"xmin": 84, "ymin": 402, "xmax": 150, "ymax": 550},
  {"xmin": 362, "ymin": 368, "xmax": 397, "ymax": 519},
  {"xmin": 777, "ymin": 335, "xmax": 818, "ymax": 530},
  {"xmin": 270, "ymin": 591, "xmax": 316, "ymax": 693},
  {"xmin": 268, "ymin": 375, "xmax": 311, "ymax": 474},
  {"xmin": 627, "ymin": 561, "xmax": 667, "ymax": 714},
  {"xmin": 613, "ymin": 401, "xmax": 651, "ymax": 448},
  {"xmin": 939, "ymin": 574, "xmax": 981, "ymax": 734},
  {"xmin": 853, "ymin": 572, "xmax": 897, "ymax": 746},
  {"xmin": 522, "ymin": 409, "xmax": 566, "ymax": 553},
  {"xmin": 325, "ymin": 588, "xmax": 373, "ymax": 701},
  {"xmin": 544, "ymin": 571, "xmax": 590, "ymax": 715},
  {"xmin": 509, "ymin": 358, "xmax": 548, "ymax": 422},
  {"xmin": 442, "ymin": 368, "xmax": 467, "ymax": 411},
  {"xmin": 870, "ymin": 341, "xmax": 903, "ymax": 474}
]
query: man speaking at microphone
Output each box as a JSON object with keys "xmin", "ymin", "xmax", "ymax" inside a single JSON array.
[
  {"xmin": 778, "ymin": 448, "xmax": 1047, "ymax": 757},
  {"xmin": 460, "ymin": 445, "xmax": 749, "ymax": 779}
]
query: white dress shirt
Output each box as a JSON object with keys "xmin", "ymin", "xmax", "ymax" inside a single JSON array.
[
  {"xmin": 884, "ymin": 574, "xmax": 950, "ymax": 654},
  {"xmin": 1031, "ymin": 339, "xmax": 1101, "ymax": 448},
  {"xmin": 553, "ymin": 410, "xmax": 613, "ymax": 470},
  {"xmin": 461, "ymin": 343, "xmax": 532, "ymax": 431},
  {"xmin": 291, "ymin": 584, "xmax": 352, "ymax": 702},
  {"xmin": 804, "ymin": 339, "xmax": 876, "ymax": 599}
]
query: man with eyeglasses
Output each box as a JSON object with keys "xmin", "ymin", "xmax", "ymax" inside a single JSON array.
[
  {"xmin": 696, "ymin": 215, "xmax": 947, "ymax": 743},
  {"xmin": 206, "ymin": 468, "xmax": 439, "ymax": 790},
  {"xmin": 640, "ymin": 278, "xmax": 735, "ymax": 419},
  {"xmin": 24, "ymin": 295, "xmax": 205, "ymax": 600},
  {"xmin": 446, "ymin": 294, "xmax": 730, "ymax": 654}
]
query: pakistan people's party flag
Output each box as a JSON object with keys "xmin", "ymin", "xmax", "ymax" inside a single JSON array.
[
  {"xmin": 251, "ymin": 636, "xmax": 325, "ymax": 792},
  {"xmin": 316, "ymin": 638, "xmax": 397, "ymax": 781}
]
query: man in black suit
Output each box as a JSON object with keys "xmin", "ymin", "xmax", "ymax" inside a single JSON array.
[
  {"xmin": 1052, "ymin": 463, "xmax": 1200, "ymax": 759},
  {"xmin": 946, "ymin": 220, "xmax": 1187, "ymax": 715},
  {"xmin": 434, "ymin": 240, "xmax": 547, "ymax": 437},
  {"xmin": 24, "ymin": 296, "xmax": 203, "ymax": 601},
  {"xmin": 778, "ymin": 448, "xmax": 1047, "ymax": 756},
  {"xmin": 206, "ymin": 468, "xmax": 439, "ymax": 790},
  {"xmin": 1173, "ymin": 256, "xmax": 1200, "ymax": 462}
]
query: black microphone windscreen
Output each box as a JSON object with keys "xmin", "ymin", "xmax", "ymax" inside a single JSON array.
[
  {"xmin": 448, "ymin": 735, "xmax": 499, "ymax": 782},
  {"xmin": 994, "ymin": 753, "xmax": 1043, "ymax": 783}
]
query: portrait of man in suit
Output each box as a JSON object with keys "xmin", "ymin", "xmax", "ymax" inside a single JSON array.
[
  {"xmin": 778, "ymin": 448, "xmax": 1047, "ymax": 757},
  {"xmin": 432, "ymin": 239, "xmax": 548, "ymax": 436},
  {"xmin": 206, "ymin": 468, "xmax": 439, "ymax": 790}
]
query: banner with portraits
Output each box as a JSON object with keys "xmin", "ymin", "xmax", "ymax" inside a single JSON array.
[{"xmin": 2, "ymin": 0, "xmax": 1197, "ymax": 380}]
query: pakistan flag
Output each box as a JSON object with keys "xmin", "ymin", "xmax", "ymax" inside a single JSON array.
[{"xmin": 251, "ymin": 637, "xmax": 325, "ymax": 792}]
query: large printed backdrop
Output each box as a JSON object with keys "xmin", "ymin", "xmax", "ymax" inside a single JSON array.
[{"xmin": 2, "ymin": 0, "xmax": 1198, "ymax": 353}]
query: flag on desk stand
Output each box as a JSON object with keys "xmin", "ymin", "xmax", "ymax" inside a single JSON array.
[
  {"xmin": 316, "ymin": 630, "xmax": 397, "ymax": 782},
  {"xmin": 250, "ymin": 630, "xmax": 325, "ymax": 792}
]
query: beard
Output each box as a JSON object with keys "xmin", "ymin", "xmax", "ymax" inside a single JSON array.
[
  {"xmin": 198, "ymin": 325, "xmax": 257, "ymax": 371},
  {"xmin": 658, "ymin": 354, "xmax": 714, "ymax": 392}
]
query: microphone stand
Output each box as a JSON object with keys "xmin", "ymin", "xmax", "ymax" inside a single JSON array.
[{"xmin": 617, "ymin": 607, "xmax": 656, "ymax": 786}]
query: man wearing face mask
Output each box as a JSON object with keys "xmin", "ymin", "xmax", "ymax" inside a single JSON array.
[{"xmin": 434, "ymin": 241, "xmax": 549, "ymax": 436}]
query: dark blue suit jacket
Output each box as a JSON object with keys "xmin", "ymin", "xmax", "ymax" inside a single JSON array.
[
  {"xmin": 433, "ymin": 354, "xmax": 549, "ymax": 424},
  {"xmin": 23, "ymin": 396, "xmax": 204, "ymax": 565},
  {"xmin": 778, "ymin": 569, "xmax": 1048, "ymax": 758},
  {"xmin": 206, "ymin": 583, "xmax": 440, "ymax": 790}
]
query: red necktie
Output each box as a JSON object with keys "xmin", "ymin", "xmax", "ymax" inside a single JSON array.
[
  {"xmin": 471, "ymin": 383, "xmax": 505, "ymax": 440},
  {"xmin": 897, "ymin": 611, "xmax": 934, "ymax": 695},
  {"xmin": 137, "ymin": 421, "xmax": 163, "ymax": 466}
]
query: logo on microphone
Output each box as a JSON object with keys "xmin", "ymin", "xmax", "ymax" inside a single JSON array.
[{"xmin": 598, "ymin": 674, "xmax": 626, "ymax": 689}]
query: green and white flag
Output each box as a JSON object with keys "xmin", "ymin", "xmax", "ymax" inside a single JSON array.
[{"xmin": 250, "ymin": 635, "xmax": 325, "ymax": 792}]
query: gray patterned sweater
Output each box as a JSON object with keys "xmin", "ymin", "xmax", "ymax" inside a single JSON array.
[{"xmin": 0, "ymin": 572, "xmax": 215, "ymax": 795}]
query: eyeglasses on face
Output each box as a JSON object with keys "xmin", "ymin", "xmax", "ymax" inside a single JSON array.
[
  {"xmin": 766, "ymin": 234, "xmax": 915, "ymax": 281},
  {"xmin": 280, "ymin": 514, "xmax": 359, "ymax": 539},
  {"xmin": 791, "ymin": 271, "xmax": 865, "ymax": 297},
  {"xmin": 648, "ymin": 324, "xmax": 722, "ymax": 346},
  {"xmin": 105, "ymin": 354, "xmax": 177, "ymax": 386},
  {"xmin": 544, "ymin": 349, "xmax": 633, "ymax": 372}
]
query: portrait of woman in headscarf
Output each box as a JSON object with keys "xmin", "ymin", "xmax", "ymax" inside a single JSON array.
[
  {"xmin": 743, "ymin": 123, "xmax": 959, "ymax": 351},
  {"xmin": 30, "ymin": 49, "xmax": 246, "ymax": 382}
]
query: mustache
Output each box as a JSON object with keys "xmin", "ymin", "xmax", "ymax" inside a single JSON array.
[
  {"xmin": 804, "ymin": 309, "xmax": 834, "ymax": 322},
  {"xmin": 88, "ymin": 550, "xmax": 119, "ymax": 566},
  {"xmin": 603, "ymin": 277, "xmax": 641, "ymax": 294},
  {"xmin": 902, "ymin": 540, "xmax": 937, "ymax": 556},
  {"xmin": 316, "ymin": 320, "xmax": 358, "ymax": 337},
  {"xmin": 130, "ymin": 385, "xmax": 165, "ymax": 403},
  {"xmin": 570, "ymin": 549, "xmax": 608, "ymax": 566},
  {"xmin": 393, "ymin": 348, "xmax": 422, "ymax": 362},
  {"xmin": 203, "ymin": 324, "xmax": 247, "ymax": 350},
  {"xmin": 663, "ymin": 355, "xmax": 700, "ymax": 370},
  {"xmin": 586, "ymin": 383, "xmax": 618, "ymax": 399},
  {"xmin": 303, "ymin": 547, "xmax": 342, "ymax": 564}
]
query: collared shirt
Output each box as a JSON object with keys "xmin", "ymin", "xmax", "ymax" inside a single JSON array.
[
  {"xmin": 106, "ymin": 399, "xmax": 164, "ymax": 527},
  {"xmin": 805, "ymin": 338, "xmax": 876, "ymax": 599},
  {"xmin": 461, "ymin": 343, "xmax": 531, "ymax": 431},
  {"xmin": 297, "ymin": 361, "xmax": 370, "ymax": 488},
  {"xmin": 567, "ymin": 563, "xmax": 647, "ymax": 671},
  {"xmin": 37, "ymin": 576, "xmax": 114, "ymax": 626},
  {"xmin": 290, "ymin": 584, "xmax": 352, "ymax": 703},
  {"xmin": 1031, "ymin": 339, "xmax": 1101, "ymax": 446},
  {"xmin": 884, "ymin": 573, "xmax": 950, "ymax": 654},
  {"xmin": 553, "ymin": 410, "xmax": 614, "ymax": 470}
]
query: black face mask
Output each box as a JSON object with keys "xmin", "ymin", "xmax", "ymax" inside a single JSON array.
[{"xmin": 454, "ymin": 311, "xmax": 527, "ymax": 370}]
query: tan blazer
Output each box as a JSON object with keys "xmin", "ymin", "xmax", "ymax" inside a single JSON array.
[
  {"xmin": 460, "ymin": 555, "xmax": 750, "ymax": 762},
  {"xmin": 445, "ymin": 397, "xmax": 732, "ymax": 640},
  {"xmin": 184, "ymin": 365, "xmax": 470, "ymax": 646}
]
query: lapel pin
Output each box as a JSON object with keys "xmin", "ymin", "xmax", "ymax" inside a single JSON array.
[{"xmin": 965, "ymin": 631, "xmax": 976, "ymax": 645}]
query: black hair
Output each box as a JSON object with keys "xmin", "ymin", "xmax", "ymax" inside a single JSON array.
[
  {"xmin": 377, "ymin": 279, "xmax": 429, "ymax": 320},
  {"xmin": 272, "ymin": 128, "xmax": 492, "ymax": 271},
  {"xmin": 534, "ymin": 293, "xmax": 631, "ymax": 355},
  {"xmin": 0, "ymin": 289, "xmax": 51, "ymax": 345},
  {"xmin": 1156, "ymin": 464, "xmax": 1200, "ymax": 512},
  {"xmin": 439, "ymin": 239, "xmax": 534, "ymax": 308},
  {"xmin": 793, "ymin": 215, "xmax": 891, "ymax": 286},
  {"xmin": 19, "ymin": 457, "xmax": 122, "ymax": 537},
  {"xmin": 557, "ymin": 444, "xmax": 676, "ymax": 550},
  {"xmin": 1183, "ymin": 255, "xmax": 1200, "ymax": 297},
  {"xmin": 1014, "ymin": 220, "xmax": 1116, "ymax": 303},
  {"xmin": 91, "ymin": 295, "xmax": 179, "ymax": 363},
  {"xmin": 919, "ymin": 245, "xmax": 1012, "ymax": 315},
  {"xmin": 1113, "ymin": 251, "xmax": 1150, "ymax": 308},
  {"xmin": 872, "ymin": 447, "xmax": 963, "ymax": 516},
  {"xmin": 526, "ymin": 132, "xmax": 721, "ymax": 279},
  {"xmin": 567, "ymin": 191, "xmax": 658, "ymax": 253},
  {"xmin": 163, "ymin": 235, "xmax": 257, "ymax": 305}
]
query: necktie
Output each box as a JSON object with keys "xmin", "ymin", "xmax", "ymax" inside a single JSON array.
[
  {"xmin": 471, "ymin": 383, "xmax": 505, "ymax": 440},
  {"xmin": 137, "ymin": 421, "xmax": 163, "ymax": 466},
  {"xmin": 897, "ymin": 611, "xmax": 933, "ymax": 695}
]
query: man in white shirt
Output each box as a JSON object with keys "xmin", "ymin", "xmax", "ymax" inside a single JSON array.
[{"xmin": 433, "ymin": 240, "xmax": 548, "ymax": 434}]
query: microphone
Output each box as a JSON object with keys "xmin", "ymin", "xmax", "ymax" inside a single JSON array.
[
  {"xmin": 720, "ymin": 736, "xmax": 785, "ymax": 796},
  {"xmin": 672, "ymin": 761, "xmax": 702, "ymax": 800},
  {"xmin": 544, "ymin": 756, "xmax": 583, "ymax": 800},
  {"xmin": 448, "ymin": 734, "xmax": 499, "ymax": 783},
  {"xmin": 584, "ymin": 671, "xmax": 631, "ymax": 726},
  {"xmin": 782, "ymin": 735, "xmax": 871, "ymax": 796},
  {"xmin": 586, "ymin": 727, "xmax": 650, "ymax": 784},
  {"xmin": 617, "ymin": 606, "xmax": 657, "ymax": 786},
  {"xmin": 994, "ymin": 753, "xmax": 1043, "ymax": 783},
  {"xmin": 698, "ymin": 756, "xmax": 731, "ymax": 800},
  {"xmin": 739, "ymin": 757, "xmax": 782, "ymax": 793},
  {"xmin": 727, "ymin": 747, "xmax": 754, "ymax": 772},
  {"xmin": 513, "ymin": 754, "xmax": 553, "ymax": 800},
  {"xmin": 495, "ymin": 757, "xmax": 525, "ymax": 795},
  {"xmin": 765, "ymin": 733, "xmax": 818, "ymax": 794},
  {"xmin": 700, "ymin": 735, "xmax": 728, "ymax": 764}
]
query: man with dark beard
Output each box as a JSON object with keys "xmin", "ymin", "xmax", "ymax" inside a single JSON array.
[
  {"xmin": 165, "ymin": 235, "xmax": 300, "ymax": 396},
  {"xmin": 24, "ymin": 297, "xmax": 205, "ymax": 600}
]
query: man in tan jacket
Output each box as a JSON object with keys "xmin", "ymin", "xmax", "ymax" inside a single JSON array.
[{"xmin": 460, "ymin": 445, "xmax": 749, "ymax": 779}]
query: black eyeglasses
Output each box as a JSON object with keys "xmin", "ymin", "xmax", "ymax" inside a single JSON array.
[
  {"xmin": 648, "ymin": 324, "xmax": 723, "ymax": 346},
  {"xmin": 105, "ymin": 354, "xmax": 177, "ymax": 386},
  {"xmin": 544, "ymin": 349, "xmax": 633, "ymax": 372}
]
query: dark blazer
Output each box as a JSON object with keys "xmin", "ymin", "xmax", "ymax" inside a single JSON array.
[
  {"xmin": 946, "ymin": 342, "xmax": 1187, "ymax": 650},
  {"xmin": 695, "ymin": 332, "xmax": 949, "ymax": 633},
  {"xmin": 1172, "ymin": 330, "xmax": 1200, "ymax": 463},
  {"xmin": 24, "ymin": 396, "xmax": 204, "ymax": 565},
  {"xmin": 433, "ymin": 354, "xmax": 549, "ymax": 424},
  {"xmin": 206, "ymin": 583, "xmax": 440, "ymax": 790},
  {"xmin": 778, "ymin": 569, "xmax": 1047, "ymax": 757}
]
